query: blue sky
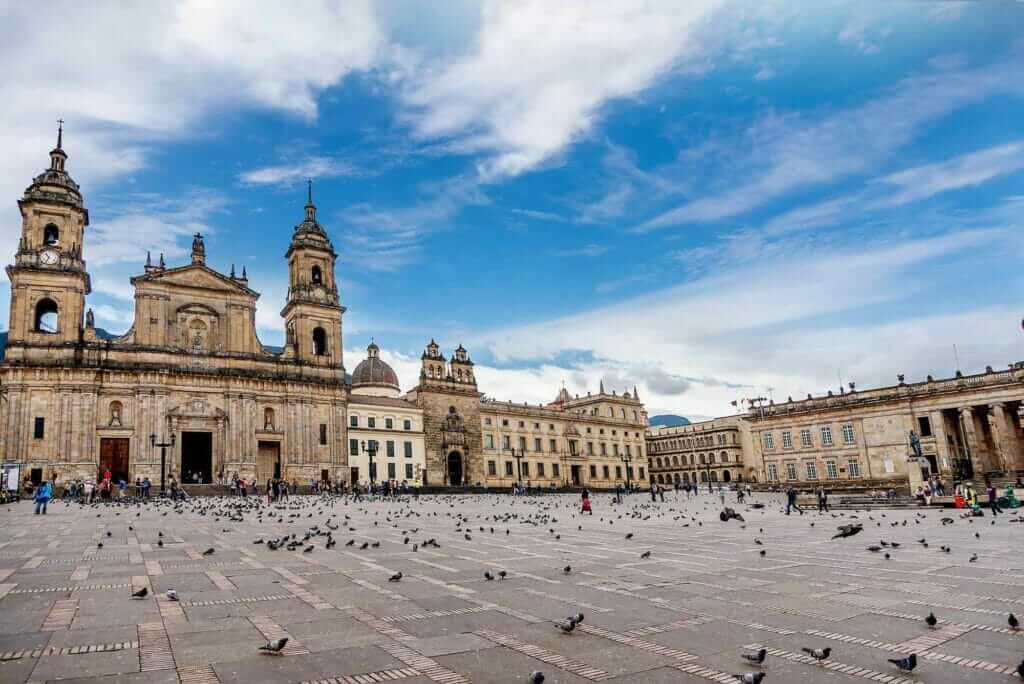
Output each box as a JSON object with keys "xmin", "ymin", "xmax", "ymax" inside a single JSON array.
[{"xmin": 1, "ymin": 1, "xmax": 1023, "ymax": 419}]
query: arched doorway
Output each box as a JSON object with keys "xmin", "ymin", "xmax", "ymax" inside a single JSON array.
[
  {"xmin": 723, "ymin": 470, "xmax": 731, "ymax": 482},
  {"xmin": 447, "ymin": 451, "xmax": 463, "ymax": 486}
]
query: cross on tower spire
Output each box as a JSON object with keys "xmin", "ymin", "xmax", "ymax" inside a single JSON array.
[{"xmin": 56, "ymin": 119, "xmax": 64, "ymax": 149}]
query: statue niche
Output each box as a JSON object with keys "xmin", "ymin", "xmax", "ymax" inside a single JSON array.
[{"xmin": 175, "ymin": 304, "xmax": 219, "ymax": 354}]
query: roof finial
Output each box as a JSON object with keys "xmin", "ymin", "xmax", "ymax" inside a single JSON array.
[
  {"xmin": 56, "ymin": 118, "xmax": 64, "ymax": 149},
  {"xmin": 599, "ymin": 379, "xmax": 605, "ymax": 394},
  {"xmin": 307, "ymin": 178, "xmax": 313, "ymax": 205},
  {"xmin": 303, "ymin": 179, "xmax": 316, "ymax": 223},
  {"xmin": 241, "ymin": 265, "xmax": 247, "ymax": 279}
]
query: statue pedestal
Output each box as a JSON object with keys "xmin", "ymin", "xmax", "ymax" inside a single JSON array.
[{"xmin": 907, "ymin": 458, "xmax": 926, "ymax": 493}]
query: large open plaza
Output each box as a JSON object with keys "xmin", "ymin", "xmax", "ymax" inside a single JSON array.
[{"xmin": 0, "ymin": 492, "xmax": 1021, "ymax": 683}]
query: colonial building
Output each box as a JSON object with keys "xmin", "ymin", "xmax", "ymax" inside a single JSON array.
[
  {"xmin": 346, "ymin": 342, "xmax": 426, "ymax": 487},
  {"xmin": 647, "ymin": 416, "xmax": 751, "ymax": 487},
  {"xmin": 0, "ymin": 131, "xmax": 648, "ymax": 491},
  {"xmin": 1, "ymin": 133, "xmax": 348, "ymax": 488},
  {"xmin": 746, "ymin": 366, "xmax": 1024, "ymax": 487}
]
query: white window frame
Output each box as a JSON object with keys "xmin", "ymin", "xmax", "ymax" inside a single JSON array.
[
  {"xmin": 766, "ymin": 463, "xmax": 778, "ymax": 481},
  {"xmin": 800, "ymin": 429, "xmax": 812, "ymax": 447},
  {"xmin": 847, "ymin": 459, "xmax": 861, "ymax": 478},
  {"xmin": 805, "ymin": 462, "xmax": 818, "ymax": 480},
  {"xmin": 781, "ymin": 431, "xmax": 793, "ymax": 449},
  {"xmin": 825, "ymin": 460, "xmax": 838, "ymax": 479},
  {"xmin": 842, "ymin": 423, "xmax": 855, "ymax": 445},
  {"xmin": 820, "ymin": 426, "xmax": 833, "ymax": 447},
  {"xmin": 785, "ymin": 462, "xmax": 798, "ymax": 481}
]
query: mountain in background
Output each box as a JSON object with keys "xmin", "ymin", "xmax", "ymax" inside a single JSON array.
[
  {"xmin": 648, "ymin": 414, "xmax": 691, "ymax": 428},
  {"xmin": 0, "ymin": 328, "xmax": 120, "ymax": 359}
]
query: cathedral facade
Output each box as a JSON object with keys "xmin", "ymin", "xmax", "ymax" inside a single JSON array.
[{"xmin": 0, "ymin": 133, "xmax": 648, "ymax": 491}]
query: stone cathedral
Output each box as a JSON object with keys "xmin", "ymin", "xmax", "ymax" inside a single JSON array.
[{"xmin": 0, "ymin": 132, "xmax": 650, "ymax": 490}]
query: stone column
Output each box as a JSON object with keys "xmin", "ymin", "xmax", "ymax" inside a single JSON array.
[
  {"xmin": 990, "ymin": 403, "xmax": 1024, "ymax": 473},
  {"xmin": 959, "ymin": 407, "xmax": 992, "ymax": 476}
]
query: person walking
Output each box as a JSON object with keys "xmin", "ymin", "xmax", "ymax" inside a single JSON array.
[
  {"xmin": 786, "ymin": 486, "xmax": 803, "ymax": 515},
  {"xmin": 816, "ymin": 486, "xmax": 829, "ymax": 513},
  {"xmin": 142, "ymin": 477, "xmax": 151, "ymax": 498},
  {"xmin": 34, "ymin": 479, "xmax": 52, "ymax": 514},
  {"xmin": 581, "ymin": 487, "xmax": 593, "ymax": 515},
  {"xmin": 986, "ymin": 481, "xmax": 1002, "ymax": 516}
]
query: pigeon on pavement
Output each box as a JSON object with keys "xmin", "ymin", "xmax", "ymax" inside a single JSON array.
[
  {"xmin": 259, "ymin": 638, "xmax": 288, "ymax": 654},
  {"xmin": 887, "ymin": 653, "xmax": 917, "ymax": 672}
]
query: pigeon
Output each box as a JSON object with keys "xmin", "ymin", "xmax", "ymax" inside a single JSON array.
[
  {"xmin": 563, "ymin": 565, "xmax": 572, "ymax": 575},
  {"xmin": 640, "ymin": 551, "xmax": 651, "ymax": 559},
  {"xmin": 107, "ymin": 531, "xmax": 112, "ymax": 537},
  {"xmin": 1016, "ymin": 660, "xmax": 1024, "ymax": 679},
  {"xmin": 866, "ymin": 545, "xmax": 883, "ymax": 552},
  {"xmin": 801, "ymin": 647, "xmax": 830, "ymax": 662},
  {"xmin": 925, "ymin": 612, "xmax": 937, "ymax": 628},
  {"xmin": 484, "ymin": 571, "xmax": 494, "ymax": 581},
  {"xmin": 571, "ymin": 612, "xmax": 584, "ymax": 624},
  {"xmin": 202, "ymin": 548, "xmax": 215, "ymax": 556},
  {"xmin": 1010, "ymin": 613, "xmax": 1019, "ymax": 630},
  {"xmin": 388, "ymin": 572, "xmax": 403, "ymax": 582},
  {"xmin": 529, "ymin": 671, "xmax": 545, "ymax": 684},
  {"xmin": 555, "ymin": 618, "xmax": 577, "ymax": 633},
  {"xmin": 969, "ymin": 553, "xmax": 978, "ymax": 562},
  {"xmin": 888, "ymin": 653, "xmax": 917, "ymax": 672},
  {"xmin": 742, "ymin": 648, "xmax": 767, "ymax": 665},
  {"xmin": 157, "ymin": 540, "xmax": 163, "ymax": 547},
  {"xmin": 166, "ymin": 589, "xmax": 178, "ymax": 601},
  {"xmin": 625, "ymin": 533, "xmax": 634, "ymax": 539},
  {"xmin": 498, "ymin": 570, "xmax": 507, "ymax": 580},
  {"xmin": 131, "ymin": 586, "xmax": 148, "ymax": 599},
  {"xmin": 259, "ymin": 637, "xmax": 288, "ymax": 654},
  {"xmin": 97, "ymin": 542, "xmax": 103, "ymax": 549},
  {"xmin": 732, "ymin": 674, "xmax": 765, "ymax": 684},
  {"xmin": 759, "ymin": 549, "xmax": 766, "ymax": 557},
  {"xmin": 832, "ymin": 524, "xmax": 863, "ymax": 539}
]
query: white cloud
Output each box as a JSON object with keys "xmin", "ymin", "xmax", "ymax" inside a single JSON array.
[
  {"xmin": 551, "ymin": 244, "xmax": 609, "ymax": 258},
  {"xmin": 87, "ymin": 190, "xmax": 228, "ymax": 267},
  {"xmin": 873, "ymin": 140, "xmax": 1024, "ymax": 207},
  {"xmin": 754, "ymin": 64, "xmax": 776, "ymax": 80},
  {"xmin": 400, "ymin": 1, "xmax": 722, "ymax": 179},
  {"xmin": 837, "ymin": 18, "xmax": 890, "ymax": 55},
  {"xmin": 0, "ymin": 1, "xmax": 383, "ymax": 281},
  {"xmin": 469, "ymin": 227, "xmax": 1017, "ymax": 416},
  {"xmin": 640, "ymin": 54, "xmax": 1024, "ymax": 230},
  {"xmin": 240, "ymin": 157, "xmax": 360, "ymax": 186}
]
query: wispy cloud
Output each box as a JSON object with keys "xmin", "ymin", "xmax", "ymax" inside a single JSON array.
[
  {"xmin": 399, "ymin": 2, "xmax": 723, "ymax": 179},
  {"xmin": 551, "ymin": 243, "xmax": 609, "ymax": 258},
  {"xmin": 639, "ymin": 53, "xmax": 1024, "ymax": 230},
  {"xmin": 88, "ymin": 189, "xmax": 228, "ymax": 267},
  {"xmin": 239, "ymin": 156, "xmax": 360, "ymax": 186},
  {"xmin": 873, "ymin": 140, "xmax": 1024, "ymax": 207},
  {"xmin": 339, "ymin": 175, "xmax": 488, "ymax": 271}
]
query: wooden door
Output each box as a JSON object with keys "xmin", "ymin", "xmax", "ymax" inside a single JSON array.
[
  {"xmin": 256, "ymin": 441, "xmax": 280, "ymax": 484},
  {"xmin": 99, "ymin": 438, "xmax": 130, "ymax": 483}
]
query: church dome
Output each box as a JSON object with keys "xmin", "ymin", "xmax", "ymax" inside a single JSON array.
[{"xmin": 351, "ymin": 342, "xmax": 400, "ymax": 396}]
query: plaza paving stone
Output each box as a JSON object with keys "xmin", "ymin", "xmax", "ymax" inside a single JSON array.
[{"xmin": 0, "ymin": 491, "xmax": 1022, "ymax": 683}]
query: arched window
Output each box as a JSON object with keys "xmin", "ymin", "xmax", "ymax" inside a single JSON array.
[
  {"xmin": 710, "ymin": 471, "xmax": 718, "ymax": 482},
  {"xmin": 34, "ymin": 298, "xmax": 59, "ymax": 333},
  {"xmin": 672, "ymin": 456, "xmax": 679, "ymax": 466},
  {"xmin": 311, "ymin": 265, "xmax": 323, "ymax": 285},
  {"xmin": 682, "ymin": 473, "xmax": 690, "ymax": 484},
  {"xmin": 673, "ymin": 473, "xmax": 680, "ymax": 483},
  {"xmin": 43, "ymin": 223, "xmax": 60, "ymax": 246},
  {"xmin": 655, "ymin": 458, "xmax": 662, "ymax": 468},
  {"xmin": 312, "ymin": 327, "xmax": 327, "ymax": 356},
  {"xmin": 700, "ymin": 471, "xmax": 707, "ymax": 482},
  {"xmin": 721, "ymin": 451, "xmax": 728, "ymax": 463},
  {"xmin": 620, "ymin": 408, "xmax": 626, "ymax": 418},
  {"xmin": 608, "ymin": 407, "xmax": 614, "ymax": 417},
  {"xmin": 722, "ymin": 470, "xmax": 731, "ymax": 482}
]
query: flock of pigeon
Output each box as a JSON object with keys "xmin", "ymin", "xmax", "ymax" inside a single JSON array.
[{"xmin": 58, "ymin": 487, "xmax": 1024, "ymax": 682}]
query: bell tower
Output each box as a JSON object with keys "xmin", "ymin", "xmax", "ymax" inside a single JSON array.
[
  {"xmin": 5, "ymin": 122, "xmax": 91, "ymax": 353},
  {"xmin": 281, "ymin": 181, "xmax": 345, "ymax": 373}
]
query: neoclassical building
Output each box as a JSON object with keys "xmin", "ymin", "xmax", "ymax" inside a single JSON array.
[
  {"xmin": 0, "ymin": 132, "xmax": 648, "ymax": 491},
  {"xmin": 746, "ymin": 366, "xmax": 1024, "ymax": 487},
  {"xmin": 647, "ymin": 416, "xmax": 751, "ymax": 487}
]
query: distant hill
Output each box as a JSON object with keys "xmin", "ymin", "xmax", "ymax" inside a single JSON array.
[{"xmin": 649, "ymin": 414, "xmax": 691, "ymax": 428}]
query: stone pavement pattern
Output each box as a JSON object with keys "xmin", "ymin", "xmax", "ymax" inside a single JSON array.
[{"xmin": 0, "ymin": 492, "xmax": 1022, "ymax": 683}]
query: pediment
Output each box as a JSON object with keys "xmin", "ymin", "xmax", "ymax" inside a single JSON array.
[{"xmin": 134, "ymin": 264, "xmax": 258, "ymax": 298}]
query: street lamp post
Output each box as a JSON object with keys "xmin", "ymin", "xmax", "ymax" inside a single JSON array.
[
  {"xmin": 504, "ymin": 447, "xmax": 524, "ymax": 486},
  {"xmin": 360, "ymin": 440, "xmax": 379, "ymax": 490},
  {"xmin": 620, "ymin": 453, "xmax": 633, "ymax": 491},
  {"xmin": 149, "ymin": 432, "xmax": 176, "ymax": 496}
]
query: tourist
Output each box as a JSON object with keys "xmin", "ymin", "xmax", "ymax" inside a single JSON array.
[
  {"xmin": 816, "ymin": 486, "xmax": 829, "ymax": 512},
  {"xmin": 785, "ymin": 486, "xmax": 803, "ymax": 515},
  {"xmin": 986, "ymin": 481, "xmax": 1002, "ymax": 516},
  {"xmin": 142, "ymin": 477, "xmax": 151, "ymax": 498},
  {"xmin": 33, "ymin": 478, "xmax": 52, "ymax": 514},
  {"xmin": 581, "ymin": 487, "xmax": 592, "ymax": 514}
]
